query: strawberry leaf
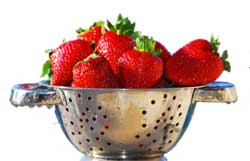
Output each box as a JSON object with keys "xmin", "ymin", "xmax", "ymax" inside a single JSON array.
[
  {"xmin": 107, "ymin": 14, "xmax": 137, "ymax": 36},
  {"xmin": 224, "ymin": 60, "xmax": 231, "ymax": 72},
  {"xmin": 41, "ymin": 60, "xmax": 52, "ymax": 78},
  {"xmin": 134, "ymin": 35, "xmax": 162, "ymax": 56},
  {"xmin": 44, "ymin": 49, "xmax": 54, "ymax": 56},
  {"xmin": 76, "ymin": 21, "xmax": 105, "ymax": 35},
  {"xmin": 210, "ymin": 35, "xmax": 231, "ymax": 72},
  {"xmin": 210, "ymin": 35, "xmax": 220, "ymax": 53},
  {"xmin": 76, "ymin": 27, "xmax": 85, "ymax": 34},
  {"xmin": 221, "ymin": 50, "xmax": 228, "ymax": 59}
]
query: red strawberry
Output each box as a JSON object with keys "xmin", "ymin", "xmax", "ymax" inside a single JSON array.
[
  {"xmin": 97, "ymin": 14, "xmax": 136, "ymax": 78},
  {"xmin": 165, "ymin": 36, "xmax": 230, "ymax": 86},
  {"xmin": 76, "ymin": 21, "xmax": 105, "ymax": 45},
  {"xmin": 119, "ymin": 36, "xmax": 163, "ymax": 88},
  {"xmin": 71, "ymin": 54, "xmax": 119, "ymax": 88},
  {"xmin": 155, "ymin": 41, "xmax": 171, "ymax": 63},
  {"xmin": 50, "ymin": 39, "xmax": 93, "ymax": 86}
]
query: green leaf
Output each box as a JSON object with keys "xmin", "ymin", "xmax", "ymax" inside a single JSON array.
[
  {"xmin": 62, "ymin": 38, "xmax": 66, "ymax": 43},
  {"xmin": 107, "ymin": 14, "xmax": 136, "ymax": 36},
  {"xmin": 210, "ymin": 35, "xmax": 220, "ymax": 53},
  {"xmin": 224, "ymin": 61, "xmax": 231, "ymax": 72},
  {"xmin": 41, "ymin": 60, "xmax": 52, "ymax": 78},
  {"xmin": 222, "ymin": 50, "xmax": 228, "ymax": 59},
  {"xmin": 44, "ymin": 49, "xmax": 54, "ymax": 55},
  {"xmin": 134, "ymin": 35, "xmax": 162, "ymax": 56},
  {"xmin": 107, "ymin": 20, "xmax": 116, "ymax": 32},
  {"xmin": 76, "ymin": 27, "xmax": 85, "ymax": 34}
]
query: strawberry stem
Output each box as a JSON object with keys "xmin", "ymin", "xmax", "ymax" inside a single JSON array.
[
  {"xmin": 107, "ymin": 14, "xmax": 136, "ymax": 36},
  {"xmin": 134, "ymin": 35, "xmax": 162, "ymax": 56},
  {"xmin": 76, "ymin": 21, "xmax": 105, "ymax": 35},
  {"xmin": 210, "ymin": 35, "xmax": 231, "ymax": 72}
]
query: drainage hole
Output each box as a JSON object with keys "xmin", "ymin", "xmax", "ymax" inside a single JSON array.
[
  {"xmin": 78, "ymin": 93, "xmax": 81, "ymax": 98},
  {"xmin": 151, "ymin": 100, "xmax": 156, "ymax": 105},
  {"xmin": 99, "ymin": 148, "xmax": 103, "ymax": 151},
  {"xmin": 167, "ymin": 107, "xmax": 171, "ymax": 111},
  {"xmin": 70, "ymin": 121, "xmax": 74, "ymax": 125},
  {"xmin": 86, "ymin": 139, "xmax": 90, "ymax": 142},
  {"xmin": 92, "ymin": 117, "xmax": 97, "ymax": 121},
  {"xmin": 103, "ymin": 115, "xmax": 108, "ymax": 119},
  {"xmin": 79, "ymin": 118, "xmax": 83, "ymax": 122},
  {"xmin": 90, "ymin": 127, "xmax": 94, "ymax": 131},
  {"xmin": 88, "ymin": 96, "xmax": 91, "ymax": 101},
  {"xmin": 107, "ymin": 142, "xmax": 111, "ymax": 146},
  {"xmin": 178, "ymin": 104, "xmax": 181, "ymax": 108},
  {"xmin": 135, "ymin": 135, "xmax": 140, "ymax": 139},
  {"xmin": 138, "ymin": 144, "xmax": 143, "ymax": 147},
  {"xmin": 146, "ymin": 133, "xmax": 151, "ymax": 137},
  {"xmin": 85, "ymin": 107, "xmax": 89, "ymax": 111},
  {"xmin": 170, "ymin": 130, "xmax": 174, "ymax": 134},
  {"xmin": 98, "ymin": 106, "xmax": 102, "ymax": 110},
  {"xmin": 85, "ymin": 119, "xmax": 89, "ymax": 123},
  {"xmin": 68, "ymin": 98, "xmax": 72, "ymax": 102},
  {"xmin": 172, "ymin": 96, "xmax": 176, "ymax": 100},
  {"xmin": 152, "ymin": 139, "xmax": 157, "ymax": 143},
  {"xmin": 179, "ymin": 112, "xmax": 182, "ymax": 116},
  {"xmin": 162, "ymin": 112, "xmax": 166, "ymax": 117},
  {"xmin": 156, "ymin": 119, "xmax": 160, "ymax": 123},
  {"xmin": 96, "ymin": 137, "xmax": 100, "ymax": 141},
  {"xmin": 100, "ymin": 131, "xmax": 105, "ymax": 135},
  {"xmin": 176, "ymin": 122, "xmax": 180, "ymax": 127},
  {"xmin": 170, "ymin": 116, "xmax": 174, "ymax": 120},
  {"xmin": 65, "ymin": 108, "xmax": 69, "ymax": 112},
  {"xmin": 71, "ymin": 132, "xmax": 75, "ymax": 135},
  {"xmin": 78, "ymin": 141, "xmax": 82, "ymax": 145},
  {"xmin": 82, "ymin": 112, "xmax": 85, "ymax": 116},
  {"xmin": 163, "ymin": 94, "xmax": 167, "ymax": 99},
  {"xmin": 142, "ymin": 124, "xmax": 147, "ymax": 128},
  {"xmin": 142, "ymin": 110, "xmax": 147, "ymax": 115},
  {"xmin": 168, "ymin": 140, "xmax": 172, "ymax": 144},
  {"xmin": 154, "ymin": 126, "xmax": 158, "ymax": 130},
  {"xmin": 78, "ymin": 131, "xmax": 81, "ymax": 135}
]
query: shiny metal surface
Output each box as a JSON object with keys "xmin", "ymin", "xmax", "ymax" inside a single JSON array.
[{"xmin": 9, "ymin": 81, "xmax": 237, "ymax": 161}]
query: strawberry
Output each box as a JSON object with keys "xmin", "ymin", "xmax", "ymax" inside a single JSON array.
[
  {"xmin": 97, "ymin": 14, "xmax": 137, "ymax": 78},
  {"xmin": 165, "ymin": 36, "xmax": 230, "ymax": 86},
  {"xmin": 71, "ymin": 54, "xmax": 119, "ymax": 88},
  {"xmin": 50, "ymin": 39, "xmax": 93, "ymax": 86},
  {"xmin": 76, "ymin": 21, "xmax": 105, "ymax": 45},
  {"xmin": 119, "ymin": 36, "xmax": 163, "ymax": 88},
  {"xmin": 155, "ymin": 41, "xmax": 171, "ymax": 63}
]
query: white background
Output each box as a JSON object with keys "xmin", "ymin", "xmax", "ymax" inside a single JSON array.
[{"xmin": 0, "ymin": 0, "xmax": 249, "ymax": 161}]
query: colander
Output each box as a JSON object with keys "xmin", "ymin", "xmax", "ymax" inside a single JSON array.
[{"xmin": 10, "ymin": 81, "xmax": 237, "ymax": 161}]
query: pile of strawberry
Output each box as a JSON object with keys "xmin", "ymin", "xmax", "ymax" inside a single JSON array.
[{"xmin": 41, "ymin": 14, "xmax": 230, "ymax": 88}]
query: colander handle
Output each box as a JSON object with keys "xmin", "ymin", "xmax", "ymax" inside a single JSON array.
[
  {"xmin": 10, "ymin": 83, "xmax": 62, "ymax": 107},
  {"xmin": 193, "ymin": 81, "xmax": 237, "ymax": 103}
]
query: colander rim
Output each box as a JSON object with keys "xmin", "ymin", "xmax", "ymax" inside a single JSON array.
[{"xmin": 38, "ymin": 80, "xmax": 207, "ymax": 91}]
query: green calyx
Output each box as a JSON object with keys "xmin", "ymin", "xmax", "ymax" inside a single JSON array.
[
  {"xmin": 76, "ymin": 21, "xmax": 105, "ymax": 35},
  {"xmin": 41, "ymin": 49, "xmax": 54, "ymax": 79},
  {"xmin": 134, "ymin": 35, "xmax": 162, "ymax": 56},
  {"xmin": 107, "ymin": 14, "xmax": 136, "ymax": 36},
  {"xmin": 210, "ymin": 35, "xmax": 231, "ymax": 72}
]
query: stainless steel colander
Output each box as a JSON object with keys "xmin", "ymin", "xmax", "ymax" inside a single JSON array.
[{"xmin": 10, "ymin": 81, "xmax": 237, "ymax": 161}]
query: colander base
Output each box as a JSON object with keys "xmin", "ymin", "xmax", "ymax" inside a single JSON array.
[{"xmin": 81, "ymin": 155, "xmax": 167, "ymax": 161}]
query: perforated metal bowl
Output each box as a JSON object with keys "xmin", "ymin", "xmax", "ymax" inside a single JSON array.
[{"xmin": 10, "ymin": 81, "xmax": 237, "ymax": 161}]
